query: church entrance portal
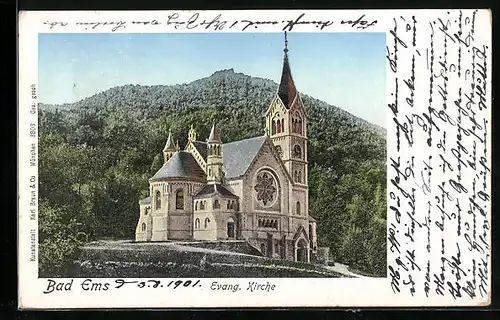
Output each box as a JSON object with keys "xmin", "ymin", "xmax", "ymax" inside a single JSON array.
[{"xmin": 296, "ymin": 239, "xmax": 308, "ymax": 262}]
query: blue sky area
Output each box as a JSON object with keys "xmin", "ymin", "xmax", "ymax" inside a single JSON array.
[{"xmin": 39, "ymin": 33, "xmax": 386, "ymax": 128}]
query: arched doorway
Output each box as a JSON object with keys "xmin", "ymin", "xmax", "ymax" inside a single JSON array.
[
  {"xmin": 227, "ymin": 217, "xmax": 235, "ymax": 239},
  {"xmin": 296, "ymin": 239, "xmax": 309, "ymax": 262}
]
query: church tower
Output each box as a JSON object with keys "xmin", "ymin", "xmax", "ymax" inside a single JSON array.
[
  {"xmin": 206, "ymin": 124, "xmax": 224, "ymax": 184},
  {"xmin": 265, "ymin": 32, "xmax": 308, "ymax": 186},
  {"xmin": 163, "ymin": 130, "xmax": 177, "ymax": 163}
]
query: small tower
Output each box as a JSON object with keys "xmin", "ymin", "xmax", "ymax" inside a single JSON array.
[
  {"xmin": 206, "ymin": 124, "xmax": 223, "ymax": 184},
  {"xmin": 162, "ymin": 130, "xmax": 176, "ymax": 163},
  {"xmin": 188, "ymin": 125, "xmax": 197, "ymax": 142}
]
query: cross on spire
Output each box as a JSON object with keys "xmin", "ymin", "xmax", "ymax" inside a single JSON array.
[{"xmin": 284, "ymin": 31, "xmax": 289, "ymax": 54}]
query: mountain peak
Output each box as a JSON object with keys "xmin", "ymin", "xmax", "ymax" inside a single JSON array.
[{"xmin": 210, "ymin": 68, "xmax": 235, "ymax": 77}]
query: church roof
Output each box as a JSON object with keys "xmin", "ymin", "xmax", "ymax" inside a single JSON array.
[
  {"xmin": 222, "ymin": 136, "xmax": 267, "ymax": 179},
  {"xmin": 191, "ymin": 140, "xmax": 208, "ymax": 159},
  {"xmin": 150, "ymin": 151, "xmax": 206, "ymax": 182},
  {"xmin": 139, "ymin": 196, "xmax": 151, "ymax": 205},
  {"xmin": 194, "ymin": 183, "xmax": 238, "ymax": 199},
  {"xmin": 189, "ymin": 136, "xmax": 267, "ymax": 179}
]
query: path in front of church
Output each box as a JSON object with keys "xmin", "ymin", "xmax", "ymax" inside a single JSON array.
[{"xmin": 323, "ymin": 263, "xmax": 366, "ymax": 278}]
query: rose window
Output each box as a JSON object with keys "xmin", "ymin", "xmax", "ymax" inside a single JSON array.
[{"xmin": 254, "ymin": 171, "xmax": 278, "ymax": 207}]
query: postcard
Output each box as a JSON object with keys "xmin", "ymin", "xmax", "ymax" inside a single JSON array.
[{"xmin": 18, "ymin": 9, "xmax": 491, "ymax": 308}]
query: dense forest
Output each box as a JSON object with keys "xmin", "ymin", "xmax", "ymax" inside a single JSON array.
[{"xmin": 38, "ymin": 69, "xmax": 387, "ymax": 277}]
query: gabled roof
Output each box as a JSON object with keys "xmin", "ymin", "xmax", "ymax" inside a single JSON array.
[
  {"xmin": 139, "ymin": 196, "xmax": 151, "ymax": 205},
  {"xmin": 293, "ymin": 225, "xmax": 309, "ymax": 242},
  {"xmin": 150, "ymin": 151, "xmax": 206, "ymax": 182},
  {"xmin": 191, "ymin": 140, "xmax": 208, "ymax": 159},
  {"xmin": 222, "ymin": 136, "xmax": 267, "ymax": 179},
  {"xmin": 194, "ymin": 183, "xmax": 238, "ymax": 199}
]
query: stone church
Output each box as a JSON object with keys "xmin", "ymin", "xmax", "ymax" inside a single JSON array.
[{"xmin": 135, "ymin": 34, "xmax": 318, "ymax": 263}]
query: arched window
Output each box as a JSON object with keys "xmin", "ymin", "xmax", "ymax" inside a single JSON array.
[
  {"xmin": 195, "ymin": 218, "xmax": 200, "ymax": 229},
  {"xmin": 293, "ymin": 145, "xmax": 302, "ymax": 159},
  {"xmin": 213, "ymin": 199, "xmax": 220, "ymax": 209},
  {"xmin": 298, "ymin": 119, "xmax": 303, "ymax": 134},
  {"xmin": 195, "ymin": 201, "xmax": 198, "ymax": 211},
  {"xmin": 296, "ymin": 201, "xmax": 301, "ymax": 215},
  {"xmin": 204, "ymin": 217, "xmax": 210, "ymax": 229},
  {"xmin": 281, "ymin": 119, "xmax": 284, "ymax": 132},
  {"xmin": 155, "ymin": 190, "xmax": 161, "ymax": 210},
  {"xmin": 298, "ymin": 171, "xmax": 302, "ymax": 183},
  {"xmin": 141, "ymin": 223, "xmax": 146, "ymax": 231},
  {"xmin": 277, "ymin": 120, "xmax": 281, "ymax": 133},
  {"xmin": 176, "ymin": 189, "xmax": 184, "ymax": 210},
  {"xmin": 272, "ymin": 120, "xmax": 276, "ymax": 135}
]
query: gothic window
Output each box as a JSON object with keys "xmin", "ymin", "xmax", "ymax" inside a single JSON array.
[
  {"xmin": 275, "ymin": 145, "xmax": 283, "ymax": 158},
  {"xmin": 296, "ymin": 201, "xmax": 301, "ymax": 215},
  {"xmin": 298, "ymin": 171, "xmax": 302, "ymax": 183},
  {"xmin": 141, "ymin": 223, "xmax": 146, "ymax": 231},
  {"xmin": 227, "ymin": 201, "xmax": 230, "ymax": 210},
  {"xmin": 155, "ymin": 190, "xmax": 161, "ymax": 210},
  {"xmin": 144, "ymin": 207, "xmax": 149, "ymax": 215},
  {"xmin": 281, "ymin": 119, "xmax": 284, "ymax": 132},
  {"xmin": 254, "ymin": 171, "xmax": 278, "ymax": 207},
  {"xmin": 195, "ymin": 218, "xmax": 200, "ymax": 229},
  {"xmin": 293, "ymin": 145, "xmax": 302, "ymax": 159},
  {"xmin": 213, "ymin": 199, "xmax": 220, "ymax": 209},
  {"xmin": 176, "ymin": 189, "xmax": 184, "ymax": 210},
  {"xmin": 272, "ymin": 120, "xmax": 276, "ymax": 135},
  {"xmin": 200, "ymin": 201, "xmax": 205, "ymax": 210},
  {"xmin": 204, "ymin": 217, "xmax": 210, "ymax": 229},
  {"xmin": 277, "ymin": 120, "xmax": 281, "ymax": 133},
  {"xmin": 195, "ymin": 201, "xmax": 198, "ymax": 211}
]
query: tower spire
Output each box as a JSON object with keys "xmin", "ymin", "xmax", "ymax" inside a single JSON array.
[
  {"xmin": 163, "ymin": 130, "xmax": 177, "ymax": 163},
  {"xmin": 284, "ymin": 31, "xmax": 289, "ymax": 55},
  {"xmin": 277, "ymin": 31, "xmax": 297, "ymax": 109}
]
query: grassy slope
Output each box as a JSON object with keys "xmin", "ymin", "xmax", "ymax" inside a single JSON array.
[{"xmin": 73, "ymin": 241, "xmax": 346, "ymax": 278}]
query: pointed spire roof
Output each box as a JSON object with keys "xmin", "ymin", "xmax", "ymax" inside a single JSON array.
[
  {"xmin": 163, "ymin": 130, "xmax": 176, "ymax": 152},
  {"xmin": 207, "ymin": 123, "xmax": 221, "ymax": 143},
  {"xmin": 277, "ymin": 31, "xmax": 297, "ymax": 109}
]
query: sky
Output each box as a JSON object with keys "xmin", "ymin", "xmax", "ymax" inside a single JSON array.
[{"xmin": 38, "ymin": 32, "xmax": 386, "ymax": 128}]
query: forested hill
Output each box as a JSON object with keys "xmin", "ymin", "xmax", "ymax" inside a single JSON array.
[
  {"xmin": 38, "ymin": 69, "xmax": 387, "ymax": 278},
  {"xmin": 40, "ymin": 68, "xmax": 385, "ymax": 136}
]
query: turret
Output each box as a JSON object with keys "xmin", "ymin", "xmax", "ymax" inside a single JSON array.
[
  {"xmin": 206, "ymin": 124, "xmax": 223, "ymax": 184},
  {"xmin": 163, "ymin": 130, "xmax": 176, "ymax": 163},
  {"xmin": 188, "ymin": 124, "xmax": 197, "ymax": 142}
]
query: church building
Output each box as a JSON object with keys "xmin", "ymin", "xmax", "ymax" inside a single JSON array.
[{"xmin": 135, "ymin": 33, "xmax": 318, "ymax": 263}]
